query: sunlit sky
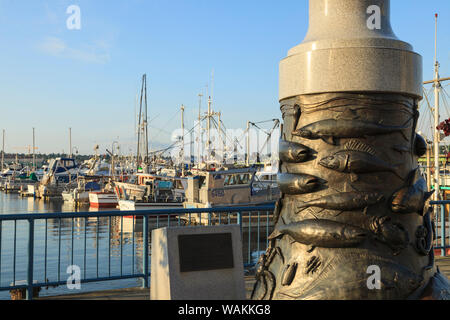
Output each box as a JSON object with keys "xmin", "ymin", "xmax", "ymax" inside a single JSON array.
[{"xmin": 0, "ymin": 0, "xmax": 449, "ymax": 155}]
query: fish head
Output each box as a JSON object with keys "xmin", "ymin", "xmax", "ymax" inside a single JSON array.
[
  {"xmin": 391, "ymin": 189, "xmax": 408, "ymax": 212},
  {"xmin": 293, "ymin": 148, "xmax": 309, "ymax": 162},
  {"xmin": 343, "ymin": 227, "xmax": 367, "ymax": 241},
  {"xmin": 319, "ymin": 155, "xmax": 342, "ymax": 170},
  {"xmin": 295, "ymin": 128, "xmax": 313, "ymax": 139}
]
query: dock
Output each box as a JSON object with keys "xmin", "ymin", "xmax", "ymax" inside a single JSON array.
[{"xmin": 37, "ymin": 258, "xmax": 450, "ymax": 300}]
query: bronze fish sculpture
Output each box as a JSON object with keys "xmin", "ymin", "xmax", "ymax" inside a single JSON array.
[
  {"xmin": 414, "ymin": 133, "xmax": 427, "ymax": 157},
  {"xmin": 279, "ymin": 139, "xmax": 312, "ymax": 163},
  {"xmin": 269, "ymin": 219, "xmax": 367, "ymax": 248},
  {"xmin": 296, "ymin": 191, "xmax": 384, "ymax": 213},
  {"xmin": 281, "ymin": 263, "xmax": 298, "ymax": 286},
  {"xmin": 370, "ymin": 216, "xmax": 410, "ymax": 255},
  {"xmin": 277, "ymin": 173, "xmax": 321, "ymax": 195},
  {"xmin": 293, "ymin": 119, "xmax": 412, "ymax": 145},
  {"xmin": 391, "ymin": 168, "xmax": 434, "ymax": 214},
  {"xmin": 319, "ymin": 140, "xmax": 403, "ymax": 179},
  {"xmin": 415, "ymin": 208, "xmax": 433, "ymax": 256}
]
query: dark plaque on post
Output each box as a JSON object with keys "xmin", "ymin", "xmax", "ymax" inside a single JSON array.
[{"xmin": 178, "ymin": 233, "xmax": 234, "ymax": 272}]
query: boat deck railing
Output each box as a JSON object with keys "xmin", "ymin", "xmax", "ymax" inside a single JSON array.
[{"xmin": 0, "ymin": 205, "xmax": 274, "ymax": 300}]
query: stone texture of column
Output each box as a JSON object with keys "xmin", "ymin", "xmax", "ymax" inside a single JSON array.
[{"xmin": 251, "ymin": 0, "xmax": 450, "ymax": 300}]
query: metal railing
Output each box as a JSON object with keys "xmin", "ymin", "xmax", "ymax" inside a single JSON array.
[
  {"xmin": 430, "ymin": 201, "xmax": 450, "ymax": 257},
  {"xmin": 0, "ymin": 205, "xmax": 274, "ymax": 300}
]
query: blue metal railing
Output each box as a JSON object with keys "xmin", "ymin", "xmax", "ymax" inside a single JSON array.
[
  {"xmin": 0, "ymin": 205, "xmax": 274, "ymax": 300},
  {"xmin": 430, "ymin": 201, "xmax": 450, "ymax": 257}
]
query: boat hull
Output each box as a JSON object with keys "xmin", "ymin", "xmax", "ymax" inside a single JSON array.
[{"xmin": 89, "ymin": 192, "xmax": 118, "ymax": 208}]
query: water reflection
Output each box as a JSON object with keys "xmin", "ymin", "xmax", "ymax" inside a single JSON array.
[{"xmin": 0, "ymin": 192, "xmax": 271, "ymax": 300}]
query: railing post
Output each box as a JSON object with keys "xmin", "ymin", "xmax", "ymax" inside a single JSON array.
[
  {"xmin": 26, "ymin": 218, "xmax": 34, "ymax": 300},
  {"xmin": 142, "ymin": 215, "xmax": 149, "ymax": 288},
  {"xmin": 237, "ymin": 212, "xmax": 242, "ymax": 232},
  {"xmin": 441, "ymin": 205, "xmax": 447, "ymax": 257}
]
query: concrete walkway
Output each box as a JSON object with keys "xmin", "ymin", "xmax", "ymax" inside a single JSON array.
[
  {"xmin": 38, "ymin": 258, "xmax": 450, "ymax": 300},
  {"xmin": 38, "ymin": 276, "xmax": 257, "ymax": 300}
]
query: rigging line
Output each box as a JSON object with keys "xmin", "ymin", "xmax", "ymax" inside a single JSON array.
[
  {"xmin": 441, "ymin": 89, "xmax": 450, "ymax": 121},
  {"xmin": 216, "ymin": 119, "xmax": 244, "ymax": 149},
  {"xmin": 150, "ymin": 109, "xmax": 182, "ymax": 143},
  {"xmin": 419, "ymin": 88, "xmax": 435, "ymax": 136},
  {"xmin": 150, "ymin": 121, "xmax": 201, "ymax": 156},
  {"xmin": 210, "ymin": 117, "xmax": 235, "ymax": 150},
  {"xmin": 249, "ymin": 122, "xmax": 271, "ymax": 136},
  {"xmin": 253, "ymin": 119, "xmax": 279, "ymax": 125}
]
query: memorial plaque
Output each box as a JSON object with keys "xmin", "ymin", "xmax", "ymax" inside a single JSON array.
[{"xmin": 178, "ymin": 233, "xmax": 234, "ymax": 272}]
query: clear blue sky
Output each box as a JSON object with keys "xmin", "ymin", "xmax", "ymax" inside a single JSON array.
[{"xmin": 0, "ymin": 0, "xmax": 449, "ymax": 155}]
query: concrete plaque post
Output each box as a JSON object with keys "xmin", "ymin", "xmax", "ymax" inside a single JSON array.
[{"xmin": 150, "ymin": 225, "xmax": 246, "ymax": 300}]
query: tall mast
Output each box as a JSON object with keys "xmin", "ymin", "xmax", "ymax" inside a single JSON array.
[
  {"xmin": 1, "ymin": 129, "xmax": 4, "ymax": 171},
  {"xmin": 32, "ymin": 128, "xmax": 36, "ymax": 171},
  {"xmin": 207, "ymin": 96, "xmax": 211, "ymax": 165},
  {"xmin": 180, "ymin": 104, "xmax": 185, "ymax": 174},
  {"xmin": 246, "ymin": 121, "xmax": 250, "ymax": 166},
  {"xmin": 69, "ymin": 127, "xmax": 72, "ymax": 158},
  {"xmin": 137, "ymin": 74, "xmax": 148, "ymax": 172},
  {"xmin": 144, "ymin": 75, "xmax": 149, "ymax": 165},
  {"xmin": 197, "ymin": 93, "xmax": 203, "ymax": 166},
  {"xmin": 433, "ymin": 13, "xmax": 441, "ymax": 204}
]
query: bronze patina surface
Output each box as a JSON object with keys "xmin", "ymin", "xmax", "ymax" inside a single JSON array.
[{"xmin": 252, "ymin": 93, "xmax": 450, "ymax": 300}]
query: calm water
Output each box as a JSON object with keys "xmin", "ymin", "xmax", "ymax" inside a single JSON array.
[
  {"xmin": 0, "ymin": 192, "xmax": 153, "ymax": 300},
  {"xmin": 0, "ymin": 192, "xmax": 269, "ymax": 300}
]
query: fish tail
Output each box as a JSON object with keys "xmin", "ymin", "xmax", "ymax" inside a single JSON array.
[{"xmin": 268, "ymin": 229, "xmax": 283, "ymax": 240}]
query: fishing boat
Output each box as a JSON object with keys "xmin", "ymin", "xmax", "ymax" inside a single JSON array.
[
  {"xmin": 114, "ymin": 173, "xmax": 186, "ymax": 211},
  {"xmin": 183, "ymin": 166, "xmax": 280, "ymax": 209},
  {"xmin": 62, "ymin": 177, "xmax": 102, "ymax": 205},
  {"xmin": 89, "ymin": 191, "xmax": 118, "ymax": 208},
  {"xmin": 36, "ymin": 157, "xmax": 82, "ymax": 198}
]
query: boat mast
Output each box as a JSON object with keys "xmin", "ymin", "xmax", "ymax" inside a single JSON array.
[
  {"xmin": 144, "ymin": 75, "xmax": 149, "ymax": 166},
  {"xmin": 1, "ymin": 129, "xmax": 4, "ymax": 171},
  {"xmin": 32, "ymin": 127, "xmax": 36, "ymax": 171},
  {"xmin": 137, "ymin": 74, "xmax": 148, "ymax": 172},
  {"xmin": 180, "ymin": 104, "xmax": 185, "ymax": 175},
  {"xmin": 197, "ymin": 93, "xmax": 203, "ymax": 166},
  {"xmin": 433, "ymin": 13, "xmax": 441, "ymax": 206},
  {"xmin": 69, "ymin": 127, "xmax": 72, "ymax": 158},
  {"xmin": 207, "ymin": 96, "xmax": 211, "ymax": 166}
]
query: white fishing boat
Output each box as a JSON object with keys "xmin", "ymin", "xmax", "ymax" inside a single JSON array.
[{"xmin": 89, "ymin": 191, "xmax": 118, "ymax": 208}]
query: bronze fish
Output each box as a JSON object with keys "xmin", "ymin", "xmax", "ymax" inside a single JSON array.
[
  {"xmin": 293, "ymin": 119, "xmax": 412, "ymax": 145},
  {"xmin": 277, "ymin": 173, "xmax": 321, "ymax": 195},
  {"xmin": 282, "ymin": 263, "xmax": 298, "ymax": 286},
  {"xmin": 370, "ymin": 216, "xmax": 410, "ymax": 255},
  {"xmin": 415, "ymin": 209, "xmax": 433, "ymax": 256},
  {"xmin": 414, "ymin": 134, "xmax": 428, "ymax": 157},
  {"xmin": 279, "ymin": 139, "xmax": 312, "ymax": 163},
  {"xmin": 319, "ymin": 140, "xmax": 403, "ymax": 179},
  {"xmin": 269, "ymin": 219, "xmax": 367, "ymax": 248},
  {"xmin": 391, "ymin": 168, "xmax": 434, "ymax": 214},
  {"xmin": 296, "ymin": 191, "xmax": 384, "ymax": 212}
]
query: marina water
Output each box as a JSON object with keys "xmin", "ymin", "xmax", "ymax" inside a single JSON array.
[{"xmin": 0, "ymin": 192, "xmax": 147, "ymax": 299}]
